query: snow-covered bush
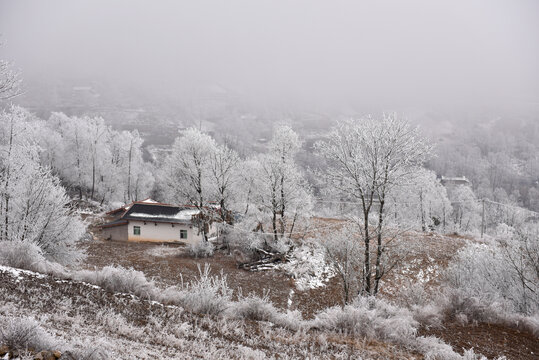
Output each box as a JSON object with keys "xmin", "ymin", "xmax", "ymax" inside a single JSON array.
[
  {"xmin": 228, "ymin": 292, "xmax": 275, "ymax": 322},
  {"xmin": 62, "ymin": 339, "xmax": 110, "ymax": 360},
  {"xmin": 398, "ymin": 282, "xmax": 430, "ymax": 308},
  {"xmin": 74, "ymin": 266, "xmax": 156, "ymax": 299},
  {"xmin": 436, "ymin": 288, "xmax": 539, "ymax": 336},
  {"xmin": 414, "ymin": 336, "xmax": 491, "ymax": 360},
  {"xmin": 0, "ymin": 316, "xmax": 58, "ymax": 352},
  {"xmin": 311, "ymin": 296, "xmax": 418, "ymax": 344},
  {"xmin": 0, "ymin": 240, "xmax": 46, "ymax": 272},
  {"xmin": 224, "ymin": 228, "xmax": 265, "ymax": 252},
  {"xmin": 445, "ymin": 226, "xmax": 539, "ymax": 315},
  {"xmin": 188, "ymin": 240, "xmax": 215, "ymax": 258},
  {"xmin": 173, "ymin": 264, "xmax": 232, "ymax": 315},
  {"xmin": 410, "ymin": 304, "xmax": 444, "ymax": 330},
  {"xmin": 227, "ymin": 292, "xmax": 303, "ymax": 330},
  {"xmin": 320, "ymin": 225, "xmax": 362, "ymax": 304},
  {"xmin": 0, "ymin": 240, "xmax": 66, "ymax": 276}
]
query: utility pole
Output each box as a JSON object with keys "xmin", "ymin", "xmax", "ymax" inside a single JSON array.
[{"xmin": 481, "ymin": 198, "xmax": 485, "ymax": 238}]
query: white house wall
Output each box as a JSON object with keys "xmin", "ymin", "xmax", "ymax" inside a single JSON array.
[
  {"xmin": 102, "ymin": 224, "xmax": 128, "ymax": 241},
  {"xmin": 127, "ymin": 220, "xmax": 207, "ymax": 244}
]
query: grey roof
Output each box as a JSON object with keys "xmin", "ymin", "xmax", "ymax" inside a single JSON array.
[{"xmin": 121, "ymin": 203, "xmax": 198, "ymax": 224}]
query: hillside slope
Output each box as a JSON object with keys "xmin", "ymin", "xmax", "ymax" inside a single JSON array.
[{"xmin": 0, "ymin": 265, "xmax": 419, "ymax": 359}]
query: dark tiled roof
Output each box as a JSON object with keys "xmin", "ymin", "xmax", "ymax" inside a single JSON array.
[{"xmin": 122, "ymin": 203, "xmax": 196, "ymax": 224}]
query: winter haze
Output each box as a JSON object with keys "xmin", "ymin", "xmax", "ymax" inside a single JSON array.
[
  {"xmin": 0, "ymin": 1, "xmax": 538, "ymax": 359},
  {"xmin": 1, "ymin": 0, "xmax": 538, "ymax": 109}
]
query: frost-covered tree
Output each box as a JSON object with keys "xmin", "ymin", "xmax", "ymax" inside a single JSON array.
[
  {"xmin": 386, "ymin": 168, "xmax": 452, "ymax": 232},
  {"xmin": 450, "ymin": 185, "xmax": 481, "ymax": 232},
  {"xmin": 0, "ymin": 46, "xmax": 22, "ymax": 100},
  {"xmin": 48, "ymin": 112, "xmax": 93, "ymax": 199},
  {"xmin": 246, "ymin": 125, "xmax": 312, "ymax": 241},
  {"xmin": 161, "ymin": 128, "xmax": 218, "ymax": 240},
  {"xmin": 316, "ymin": 114, "xmax": 432, "ymax": 295},
  {"xmin": 43, "ymin": 113, "xmax": 153, "ymax": 204},
  {"xmin": 209, "ymin": 143, "xmax": 240, "ymax": 223},
  {"xmin": 0, "ymin": 106, "xmax": 85, "ymax": 265},
  {"xmin": 446, "ymin": 223, "xmax": 539, "ymax": 315}
]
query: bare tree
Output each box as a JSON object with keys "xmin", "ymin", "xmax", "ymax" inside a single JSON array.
[{"xmin": 316, "ymin": 114, "xmax": 431, "ymax": 295}]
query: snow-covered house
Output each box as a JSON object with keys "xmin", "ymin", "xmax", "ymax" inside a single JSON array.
[
  {"xmin": 101, "ymin": 198, "xmax": 217, "ymax": 244},
  {"xmin": 440, "ymin": 176, "xmax": 471, "ymax": 188}
]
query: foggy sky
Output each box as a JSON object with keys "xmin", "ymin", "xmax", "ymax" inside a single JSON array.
[{"xmin": 1, "ymin": 0, "xmax": 538, "ymax": 109}]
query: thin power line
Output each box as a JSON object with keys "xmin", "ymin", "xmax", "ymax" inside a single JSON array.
[
  {"xmin": 314, "ymin": 198, "xmax": 479, "ymax": 206},
  {"xmin": 220, "ymin": 221, "xmax": 342, "ymax": 237},
  {"xmin": 484, "ymin": 199, "xmax": 539, "ymax": 216}
]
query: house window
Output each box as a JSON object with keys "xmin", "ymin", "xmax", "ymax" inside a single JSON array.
[
  {"xmin": 133, "ymin": 226, "xmax": 141, "ymax": 235},
  {"xmin": 180, "ymin": 230, "xmax": 188, "ymax": 239}
]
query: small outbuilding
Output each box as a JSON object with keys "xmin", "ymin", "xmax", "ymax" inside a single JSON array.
[{"xmin": 101, "ymin": 199, "xmax": 217, "ymax": 244}]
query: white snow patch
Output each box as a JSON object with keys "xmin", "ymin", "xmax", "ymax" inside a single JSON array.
[
  {"xmin": 173, "ymin": 209, "xmax": 200, "ymax": 220},
  {"xmin": 0, "ymin": 265, "xmax": 46, "ymax": 280},
  {"xmin": 278, "ymin": 244, "xmax": 335, "ymax": 291},
  {"xmin": 141, "ymin": 199, "xmax": 159, "ymax": 204},
  {"xmin": 130, "ymin": 209, "xmax": 200, "ymax": 220}
]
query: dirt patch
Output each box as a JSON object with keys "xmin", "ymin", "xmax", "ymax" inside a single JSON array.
[
  {"xmin": 81, "ymin": 239, "xmax": 340, "ymax": 315},
  {"xmin": 421, "ymin": 322, "xmax": 539, "ymax": 360}
]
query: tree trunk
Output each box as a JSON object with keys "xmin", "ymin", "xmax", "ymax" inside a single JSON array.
[
  {"xmin": 374, "ymin": 198, "xmax": 385, "ymax": 295},
  {"xmin": 419, "ymin": 189, "xmax": 426, "ymax": 232},
  {"xmin": 272, "ymin": 209, "xmax": 278, "ymax": 243},
  {"xmin": 363, "ymin": 208, "xmax": 371, "ymax": 295},
  {"xmin": 91, "ymin": 146, "xmax": 96, "ymax": 200},
  {"xmin": 127, "ymin": 138, "xmax": 133, "ymax": 202}
]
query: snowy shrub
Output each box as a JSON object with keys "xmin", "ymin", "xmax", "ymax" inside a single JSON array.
[
  {"xmin": 175, "ymin": 264, "xmax": 232, "ymax": 315},
  {"xmin": 411, "ymin": 304, "xmax": 444, "ymax": 330},
  {"xmin": 146, "ymin": 245, "xmax": 181, "ymax": 257},
  {"xmin": 227, "ymin": 292, "xmax": 303, "ymax": 330},
  {"xmin": 415, "ymin": 336, "xmax": 465, "ymax": 360},
  {"xmin": 74, "ymin": 266, "xmax": 156, "ymax": 299},
  {"xmin": 225, "ymin": 228, "xmax": 266, "ymax": 255},
  {"xmin": 188, "ymin": 240, "xmax": 215, "ymax": 258},
  {"xmin": 438, "ymin": 288, "xmax": 539, "ymax": 336},
  {"xmin": 0, "ymin": 240, "xmax": 67, "ymax": 277},
  {"xmin": 0, "ymin": 316, "xmax": 58, "ymax": 352},
  {"xmin": 320, "ymin": 226, "xmax": 362, "ymax": 304},
  {"xmin": 398, "ymin": 282, "xmax": 430, "ymax": 308},
  {"xmin": 228, "ymin": 292, "xmax": 276, "ymax": 322},
  {"xmin": 62, "ymin": 339, "xmax": 110, "ymax": 360},
  {"xmin": 445, "ymin": 226, "xmax": 539, "ymax": 316},
  {"xmin": 0, "ymin": 240, "xmax": 47, "ymax": 272},
  {"xmin": 311, "ymin": 296, "xmax": 418, "ymax": 344}
]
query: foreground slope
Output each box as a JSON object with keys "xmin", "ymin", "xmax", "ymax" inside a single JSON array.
[{"xmin": 0, "ymin": 266, "xmax": 418, "ymax": 359}]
